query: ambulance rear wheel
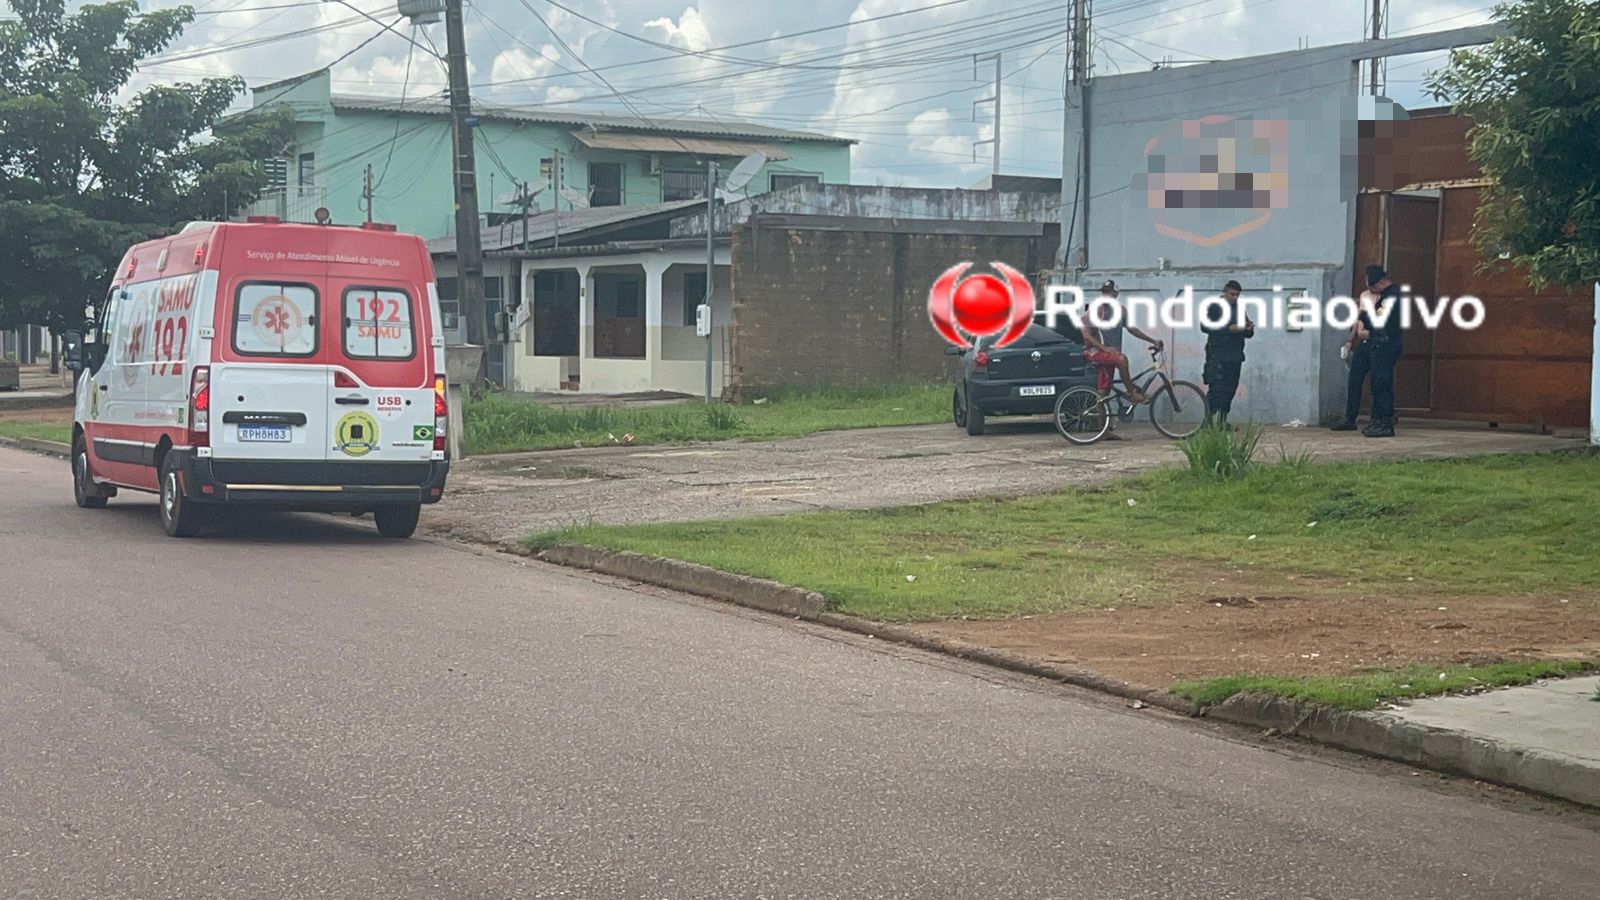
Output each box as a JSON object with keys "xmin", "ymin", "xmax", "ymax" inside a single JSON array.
[
  {"xmin": 159, "ymin": 455, "xmax": 203, "ymax": 538},
  {"xmin": 73, "ymin": 434, "xmax": 109, "ymax": 509},
  {"xmin": 374, "ymin": 504, "xmax": 420, "ymax": 539}
]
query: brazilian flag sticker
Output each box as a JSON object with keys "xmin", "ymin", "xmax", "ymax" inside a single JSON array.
[{"xmin": 413, "ymin": 424, "xmax": 435, "ymax": 441}]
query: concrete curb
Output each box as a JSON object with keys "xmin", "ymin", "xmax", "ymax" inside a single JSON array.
[
  {"xmin": 0, "ymin": 434, "xmax": 70, "ymax": 459},
  {"xmin": 1207, "ymin": 692, "xmax": 1600, "ymax": 810},
  {"xmin": 537, "ymin": 545, "xmax": 828, "ymax": 619},
  {"xmin": 532, "ymin": 543, "xmax": 1199, "ymax": 717},
  {"xmin": 0, "ymin": 394, "xmax": 73, "ymax": 412}
]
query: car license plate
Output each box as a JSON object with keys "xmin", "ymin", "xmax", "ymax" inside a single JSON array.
[
  {"xmin": 1018, "ymin": 385, "xmax": 1056, "ymax": 397},
  {"xmin": 238, "ymin": 424, "xmax": 291, "ymax": 442}
]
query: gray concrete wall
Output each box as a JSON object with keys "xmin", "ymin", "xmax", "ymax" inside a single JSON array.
[
  {"xmin": 672, "ymin": 184, "xmax": 1061, "ymax": 239},
  {"xmin": 1058, "ymin": 26, "xmax": 1501, "ymax": 423},
  {"xmin": 1071, "ymin": 267, "xmax": 1346, "ymax": 426}
]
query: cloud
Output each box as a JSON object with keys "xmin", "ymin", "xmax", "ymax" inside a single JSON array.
[
  {"xmin": 644, "ymin": 6, "xmax": 716, "ymax": 51},
  {"xmin": 106, "ymin": 0, "xmax": 1485, "ymax": 189}
]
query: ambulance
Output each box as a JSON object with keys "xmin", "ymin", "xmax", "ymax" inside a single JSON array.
[{"xmin": 63, "ymin": 216, "xmax": 450, "ymax": 538}]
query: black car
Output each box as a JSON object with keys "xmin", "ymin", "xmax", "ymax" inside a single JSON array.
[{"xmin": 948, "ymin": 322, "xmax": 1100, "ymax": 435}]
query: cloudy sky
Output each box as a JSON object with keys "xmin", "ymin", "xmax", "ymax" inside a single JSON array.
[{"xmin": 107, "ymin": 0, "xmax": 1495, "ymax": 186}]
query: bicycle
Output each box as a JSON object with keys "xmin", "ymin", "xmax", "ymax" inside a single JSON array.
[{"xmin": 1052, "ymin": 345, "xmax": 1208, "ymax": 444}]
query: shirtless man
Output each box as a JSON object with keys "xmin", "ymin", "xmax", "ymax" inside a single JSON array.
[{"xmin": 1079, "ymin": 280, "xmax": 1163, "ymax": 404}]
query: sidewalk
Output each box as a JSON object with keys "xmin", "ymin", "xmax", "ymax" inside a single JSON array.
[
  {"xmin": 0, "ymin": 364, "xmax": 73, "ymax": 409},
  {"xmin": 1211, "ymin": 676, "xmax": 1600, "ymax": 809}
]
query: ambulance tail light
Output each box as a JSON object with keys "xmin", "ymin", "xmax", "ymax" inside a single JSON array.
[
  {"xmin": 187, "ymin": 366, "xmax": 210, "ymax": 447},
  {"xmin": 433, "ymin": 374, "xmax": 447, "ymax": 453}
]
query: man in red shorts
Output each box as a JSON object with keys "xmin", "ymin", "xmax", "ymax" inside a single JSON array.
[{"xmin": 1079, "ymin": 280, "xmax": 1163, "ymax": 404}]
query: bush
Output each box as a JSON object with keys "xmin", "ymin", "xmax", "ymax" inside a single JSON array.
[
  {"xmin": 1275, "ymin": 442, "xmax": 1318, "ymax": 470},
  {"xmin": 1178, "ymin": 421, "xmax": 1263, "ymax": 480}
]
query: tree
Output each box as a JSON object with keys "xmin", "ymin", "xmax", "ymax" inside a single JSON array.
[
  {"xmin": 0, "ymin": 0, "xmax": 293, "ymax": 343},
  {"xmin": 1427, "ymin": 0, "xmax": 1600, "ymax": 288}
]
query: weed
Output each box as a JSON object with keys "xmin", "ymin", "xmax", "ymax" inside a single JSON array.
[
  {"xmin": 1178, "ymin": 422, "xmax": 1263, "ymax": 480},
  {"xmin": 464, "ymin": 383, "xmax": 947, "ymax": 454},
  {"xmin": 1275, "ymin": 442, "xmax": 1318, "ymax": 470},
  {"xmin": 1173, "ymin": 660, "xmax": 1596, "ymax": 710}
]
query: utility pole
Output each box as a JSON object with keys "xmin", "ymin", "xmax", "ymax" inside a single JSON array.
[
  {"xmin": 704, "ymin": 158, "xmax": 716, "ymax": 404},
  {"xmin": 1368, "ymin": 0, "xmax": 1385, "ymax": 95},
  {"xmin": 363, "ymin": 164, "xmax": 374, "ymax": 224},
  {"xmin": 444, "ymin": 0, "xmax": 488, "ymax": 383},
  {"xmin": 553, "ymin": 150, "xmax": 563, "ymax": 250},
  {"xmin": 973, "ymin": 52, "xmax": 1002, "ymax": 175},
  {"xmin": 521, "ymin": 181, "xmax": 531, "ymax": 251},
  {"xmin": 1068, "ymin": 0, "xmax": 1091, "ymax": 270}
]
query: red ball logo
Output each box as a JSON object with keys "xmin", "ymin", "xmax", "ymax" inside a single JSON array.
[
  {"xmin": 951, "ymin": 274, "xmax": 1011, "ymax": 335},
  {"xmin": 927, "ymin": 262, "xmax": 1036, "ymax": 350}
]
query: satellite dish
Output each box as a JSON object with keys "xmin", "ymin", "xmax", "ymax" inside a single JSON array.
[
  {"xmin": 722, "ymin": 152, "xmax": 767, "ymax": 194},
  {"xmin": 559, "ymin": 186, "xmax": 590, "ymax": 209}
]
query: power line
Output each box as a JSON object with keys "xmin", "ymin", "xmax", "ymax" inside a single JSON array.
[
  {"xmin": 372, "ymin": 22, "xmax": 419, "ymax": 193},
  {"xmin": 510, "ymin": 0, "xmax": 659, "ymax": 133},
  {"xmin": 462, "ymin": 1, "xmax": 1061, "ymax": 94}
]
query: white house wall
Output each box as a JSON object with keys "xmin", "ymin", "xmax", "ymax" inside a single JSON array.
[{"xmin": 513, "ymin": 248, "xmax": 732, "ymax": 396}]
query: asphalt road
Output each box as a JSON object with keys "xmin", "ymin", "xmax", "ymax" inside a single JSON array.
[{"xmin": 2, "ymin": 444, "xmax": 1597, "ymax": 899}]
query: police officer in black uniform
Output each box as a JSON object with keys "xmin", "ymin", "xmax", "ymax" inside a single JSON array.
[
  {"xmin": 1361, "ymin": 267, "xmax": 1403, "ymax": 437},
  {"xmin": 1201, "ymin": 280, "xmax": 1254, "ymax": 428},
  {"xmin": 1331, "ymin": 265, "xmax": 1402, "ymax": 436}
]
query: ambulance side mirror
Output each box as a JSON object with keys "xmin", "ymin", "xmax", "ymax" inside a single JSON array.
[{"xmin": 62, "ymin": 331, "xmax": 84, "ymax": 372}]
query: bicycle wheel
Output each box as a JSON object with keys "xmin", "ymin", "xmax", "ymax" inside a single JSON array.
[
  {"xmin": 1147, "ymin": 379, "xmax": 1208, "ymax": 439},
  {"xmin": 1054, "ymin": 386, "xmax": 1111, "ymax": 444}
]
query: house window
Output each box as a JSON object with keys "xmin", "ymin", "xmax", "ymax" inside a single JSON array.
[
  {"xmin": 682, "ymin": 271, "xmax": 707, "ymax": 326},
  {"xmin": 770, "ymin": 173, "xmax": 821, "ymax": 192},
  {"xmin": 662, "ymin": 169, "xmax": 707, "ymax": 201},
  {"xmin": 436, "ymin": 276, "xmax": 460, "ymax": 329},
  {"xmin": 589, "ymin": 162, "xmax": 623, "ymax": 206},
  {"xmin": 263, "ymin": 158, "xmax": 288, "ymax": 189},
  {"xmin": 297, "ymin": 152, "xmax": 315, "ymax": 187}
]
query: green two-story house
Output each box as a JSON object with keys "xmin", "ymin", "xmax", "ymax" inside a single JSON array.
[
  {"xmin": 225, "ymin": 68, "xmax": 853, "ymax": 237},
  {"xmin": 220, "ymin": 68, "xmax": 854, "ymax": 387}
]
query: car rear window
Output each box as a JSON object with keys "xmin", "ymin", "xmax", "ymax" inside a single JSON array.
[
  {"xmin": 342, "ymin": 287, "xmax": 416, "ymax": 360},
  {"xmin": 978, "ymin": 324, "xmax": 1073, "ymax": 350},
  {"xmin": 234, "ymin": 283, "xmax": 318, "ymax": 356}
]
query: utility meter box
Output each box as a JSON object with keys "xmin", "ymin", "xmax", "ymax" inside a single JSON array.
[{"xmin": 695, "ymin": 303, "xmax": 711, "ymax": 338}]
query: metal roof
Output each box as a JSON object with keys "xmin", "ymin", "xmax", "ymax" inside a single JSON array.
[
  {"xmin": 570, "ymin": 131, "xmax": 790, "ymax": 161},
  {"xmin": 427, "ymin": 199, "xmax": 707, "ymax": 255},
  {"xmin": 330, "ymin": 95, "xmax": 853, "ymax": 145}
]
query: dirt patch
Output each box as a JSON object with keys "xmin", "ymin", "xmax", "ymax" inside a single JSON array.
[
  {"xmin": 0, "ymin": 406, "xmax": 72, "ymax": 425},
  {"xmin": 915, "ymin": 561, "xmax": 1600, "ymax": 688}
]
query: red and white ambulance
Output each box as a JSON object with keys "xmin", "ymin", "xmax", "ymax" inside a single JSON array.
[{"xmin": 64, "ymin": 216, "xmax": 450, "ymax": 538}]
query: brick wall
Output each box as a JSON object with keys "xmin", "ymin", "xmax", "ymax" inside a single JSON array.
[{"xmin": 729, "ymin": 215, "xmax": 1059, "ymax": 396}]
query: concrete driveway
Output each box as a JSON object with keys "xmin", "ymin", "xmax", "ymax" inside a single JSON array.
[{"xmin": 424, "ymin": 418, "xmax": 1579, "ymax": 549}]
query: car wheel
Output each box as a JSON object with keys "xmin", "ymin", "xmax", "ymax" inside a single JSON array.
[
  {"xmin": 72, "ymin": 434, "xmax": 109, "ymax": 509},
  {"xmin": 952, "ymin": 385, "xmax": 968, "ymax": 428},
  {"xmin": 159, "ymin": 454, "xmax": 203, "ymax": 538},
  {"xmin": 965, "ymin": 398, "xmax": 987, "ymax": 436},
  {"xmin": 375, "ymin": 504, "xmax": 421, "ymax": 539}
]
